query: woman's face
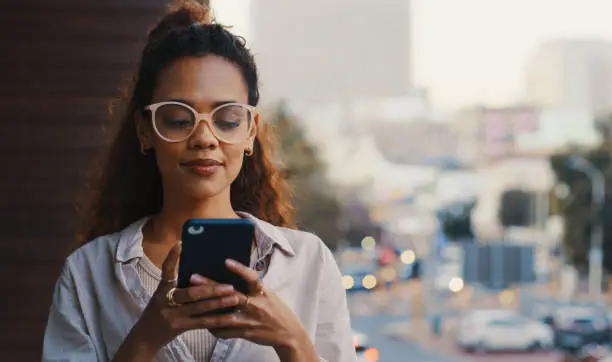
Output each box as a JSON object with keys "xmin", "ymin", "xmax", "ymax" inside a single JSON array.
[{"xmin": 137, "ymin": 55, "xmax": 256, "ymax": 201}]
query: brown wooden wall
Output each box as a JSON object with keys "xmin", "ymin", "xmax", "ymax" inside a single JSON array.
[{"xmin": 0, "ymin": 1, "xmax": 167, "ymax": 360}]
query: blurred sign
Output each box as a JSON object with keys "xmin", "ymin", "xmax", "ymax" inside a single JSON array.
[
  {"xmin": 560, "ymin": 265, "xmax": 578, "ymax": 298},
  {"xmin": 462, "ymin": 243, "xmax": 536, "ymax": 290}
]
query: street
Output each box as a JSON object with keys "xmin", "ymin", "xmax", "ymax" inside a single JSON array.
[
  {"xmin": 348, "ymin": 285, "xmax": 564, "ymax": 362},
  {"xmin": 352, "ymin": 314, "xmax": 462, "ymax": 362},
  {"xmin": 349, "ymin": 286, "xmax": 465, "ymax": 362}
]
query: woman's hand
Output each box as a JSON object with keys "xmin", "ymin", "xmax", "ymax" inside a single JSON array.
[
  {"xmin": 131, "ymin": 242, "xmax": 243, "ymax": 351},
  {"xmin": 209, "ymin": 259, "xmax": 319, "ymax": 362}
]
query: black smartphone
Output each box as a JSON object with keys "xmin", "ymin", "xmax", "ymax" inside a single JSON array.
[{"xmin": 178, "ymin": 218, "xmax": 254, "ymax": 313}]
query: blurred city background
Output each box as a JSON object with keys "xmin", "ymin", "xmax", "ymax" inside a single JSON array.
[
  {"xmin": 5, "ymin": 0, "xmax": 612, "ymax": 361},
  {"xmin": 218, "ymin": 0, "xmax": 612, "ymax": 361}
]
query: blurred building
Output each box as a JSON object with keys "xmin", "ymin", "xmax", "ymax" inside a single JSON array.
[
  {"xmin": 250, "ymin": 0, "xmax": 413, "ymax": 116},
  {"xmin": 471, "ymin": 158, "xmax": 555, "ymax": 243},
  {"xmin": 516, "ymin": 107, "xmax": 601, "ymax": 152},
  {"xmin": 372, "ymin": 121, "xmax": 458, "ymax": 164},
  {"xmin": 453, "ymin": 105, "xmax": 540, "ymax": 165},
  {"xmin": 525, "ymin": 38, "xmax": 612, "ymax": 116}
]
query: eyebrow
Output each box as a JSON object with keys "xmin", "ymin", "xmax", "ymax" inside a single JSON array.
[{"xmin": 166, "ymin": 98, "xmax": 241, "ymax": 110}]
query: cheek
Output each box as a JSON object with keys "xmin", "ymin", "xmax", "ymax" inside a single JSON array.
[
  {"xmin": 223, "ymin": 145, "xmax": 246, "ymax": 178},
  {"xmin": 153, "ymin": 143, "xmax": 182, "ymax": 174}
]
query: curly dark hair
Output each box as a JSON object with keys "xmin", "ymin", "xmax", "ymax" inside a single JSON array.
[{"xmin": 78, "ymin": 0, "xmax": 295, "ymax": 243}]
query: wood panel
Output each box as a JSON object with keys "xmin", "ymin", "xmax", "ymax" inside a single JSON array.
[
  {"xmin": 0, "ymin": 320, "xmax": 48, "ymax": 347},
  {"xmin": 2, "ymin": 204, "xmax": 82, "ymax": 239},
  {"xmin": 1, "ymin": 67, "xmax": 134, "ymax": 97},
  {"xmin": 12, "ymin": 0, "xmax": 168, "ymax": 10},
  {"xmin": 0, "ymin": 9, "xmax": 160, "ymax": 40},
  {"xmin": 1, "ymin": 123, "xmax": 110, "ymax": 148},
  {"xmin": 0, "ymin": 1, "xmax": 168, "ymax": 360},
  {"xmin": 0, "ymin": 148, "xmax": 103, "ymax": 177},
  {"xmin": 0, "ymin": 97, "xmax": 119, "ymax": 124},
  {"xmin": 0, "ymin": 39, "xmax": 144, "ymax": 69},
  {"xmin": 0, "ymin": 238, "xmax": 73, "ymax": 262},
  {"xmin": 0, "ymin": 349, "xmax": 44, "ymax": 362},
  {"xmin": 0, "ymin": 261, "xmax": 62, "ymax": 292}
]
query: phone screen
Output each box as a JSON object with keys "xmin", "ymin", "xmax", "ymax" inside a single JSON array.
[{"xmin": 178, "ymin": 218, "xmax": 254, "ymax": 297}]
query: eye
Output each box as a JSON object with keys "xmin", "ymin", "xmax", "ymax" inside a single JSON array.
[
  {"xmin": 212, "ymin": 105, "xmax": 251, "ymax": 131},
  {"xmin": 155, "ymin": 103, "xmax": 196, "ymax": 128},
  {"xmin": 165, "ymin": 118, "xmax": 194, "ymax": 128},
  {"xmin": 215, "ymin": 119, "xmax": 242, "ymax": 130}
]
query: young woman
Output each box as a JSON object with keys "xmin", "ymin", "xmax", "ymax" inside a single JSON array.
[{"xmin": 42, "ymin": 2, "xmax": 355, "ymax": 361}]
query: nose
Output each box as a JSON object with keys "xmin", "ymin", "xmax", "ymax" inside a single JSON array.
[{"xmin": 187, "ymin": 120, "xmax": 219, "ymax": 149}]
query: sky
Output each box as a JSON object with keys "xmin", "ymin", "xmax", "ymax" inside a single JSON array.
[{"xmin": 213, "ymin": 0, "xmax": 612, "ymax": 110}]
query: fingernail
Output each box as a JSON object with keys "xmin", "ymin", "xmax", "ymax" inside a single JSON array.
[
  {"xmin": 190, "ymin": 274, "xmax": 206, "ymax": 282},
  {"xmin": 218, "ymin": 285, "xmax": 234, "ymax": 292},
  {"xmin": 225, "ymin": 259, "xmax": 237, "ymax": 266}
]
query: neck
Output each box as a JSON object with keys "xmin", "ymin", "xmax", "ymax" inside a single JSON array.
[{"xmin": 145, "ymin": 188, "xmax": 238, "ymax": 245}]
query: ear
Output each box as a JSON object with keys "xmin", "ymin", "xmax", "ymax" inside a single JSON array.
[
  {"xmin": 246, "ymin": 113, "xmax": 259, "ymax": 150},
  {"xmin": 135, "ymin": 111, "xmax": 154, "ymax": 150}
]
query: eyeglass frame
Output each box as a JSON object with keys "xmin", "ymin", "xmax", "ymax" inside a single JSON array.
[{"xmin": 144, "ymin": 101, "xmax": 258, "ymax": 144}]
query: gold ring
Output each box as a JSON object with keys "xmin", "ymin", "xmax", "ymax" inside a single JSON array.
[
  {"xmin": 253, "ymin": 281, "xmax": 265, "ymax": 295},
  {"xmin": 166, "ymin": 287, "xmax": 179, "ymax": 307}
]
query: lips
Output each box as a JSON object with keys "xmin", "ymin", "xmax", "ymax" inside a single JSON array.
[
  {"xmin": 182, "ymin": 159, "xmax": 223, "ymax": 167},
  {"xmin": 182, "ymin": 159, "xmax": 223, "ymax": 176}
]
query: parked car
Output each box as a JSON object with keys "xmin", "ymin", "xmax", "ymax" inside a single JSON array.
[
  {"xmin": 552, "ymin": 306, "xmax": 610, "ymax": 352},
  {"xmin": 456, "ymin": 309, "xmax": 553, "ymax": 353},
  {"xmin": 353, "ymin": 330, "xmax": 379, "ymax": 362},
  {"xmin": 523, "ymin": 298, "xmax": 563, "ymax": 325},
  {"xmin": 341, "ymin": 264, "xmax": 378, "ymax": 292},
  {"xmin": 568, "ymin": 344, "xmax": 612, "ymax": 362}
]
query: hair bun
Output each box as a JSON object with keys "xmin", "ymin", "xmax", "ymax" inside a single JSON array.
[
  {"xmin": 168, "ymin": 0, "xmax": 214, "ymax": 24},
  {"xmin": 148, "ymin": 0, "xmax": 215, "ymax": 42}
]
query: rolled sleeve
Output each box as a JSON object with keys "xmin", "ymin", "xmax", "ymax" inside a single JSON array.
[
  {"xmin": 315, "ymin": 246, "xmax": 357, "ymax": 362},
  {"xmin": 42, "ymin": 261, "xmax": 97, "ymax": 362}
]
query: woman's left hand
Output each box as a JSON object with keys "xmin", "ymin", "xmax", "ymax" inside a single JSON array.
[{"xmin": 208, "ymin": 259, "xmax": 318, "ymax": 362}]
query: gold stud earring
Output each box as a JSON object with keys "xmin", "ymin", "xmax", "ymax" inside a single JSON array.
[{"xmin": 245, "ymin": 148, "xmax": 253, "ymax": 156}]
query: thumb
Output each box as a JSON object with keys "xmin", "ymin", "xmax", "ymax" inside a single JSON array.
[{"xmin": 160, "ymin": 241, "xmax": 181, "ymax": 288}]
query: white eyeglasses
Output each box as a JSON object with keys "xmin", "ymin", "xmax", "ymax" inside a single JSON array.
[{"xmin": 144, "ymin": 101, "xmax": 256, "ymax": 144}]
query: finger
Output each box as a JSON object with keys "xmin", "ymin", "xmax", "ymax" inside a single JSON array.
[
  {"xmin": 197, "ymin": 315, "xmax": 259, "ymax": 330},
  {"xmin": 209, "ymin": 326, "xmax": 260, "ymax": 340},
  {"xmin": 181, "ymin": 313, "xmax": 251, "ymax": 330},
  {"xmin": 189, "ymin": 274, "xmax": 215, "ymax": 286},
  {"xmin": 172, "ymin": 284, "xmax": 235, "ymax": 305},
  {"xmin": 225, "ymin": 259, "xmax": 263, "ymax": 293},
  {"xmin": 181, "ymin": 295, "xmax": 240, "ymax": 316},
  {"xmin": 160, "ymin": 241, "xmax": 182, "ymax": 287}
]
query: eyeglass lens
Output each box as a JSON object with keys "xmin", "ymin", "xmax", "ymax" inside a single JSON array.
[{"xmin": 153, "ymin": 103, "xmax": 252, "ymax": 143}]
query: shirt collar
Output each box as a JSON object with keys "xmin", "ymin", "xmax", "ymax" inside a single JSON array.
[
  {"xmin": 115, "ymin": 213, "xmax": 295, "ymax": 263},
  {"xmin": 115, "ymin": 216, "xmax": 150, "ymax": 263},
  {"xmin": 236, "ymin": 211, "xmax": 295, "ymax": 257}
]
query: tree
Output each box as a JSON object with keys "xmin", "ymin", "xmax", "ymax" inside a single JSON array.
[
  {"xmin": 266, "ymin": 101, "xmax": 343, "ymax": 250},
  {"xmin": 549, "ymin": 113, "xmax": 612, "ymax": 273}
]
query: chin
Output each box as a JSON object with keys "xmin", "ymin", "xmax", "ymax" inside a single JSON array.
[{"xmin": 181, "ymin": 178, "xmax": 231, "ymax": 200}]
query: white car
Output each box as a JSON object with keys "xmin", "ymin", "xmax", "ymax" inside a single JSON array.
[{"xmin": 456, "ymin": 309, "xmax": 554, "ymax": 353}]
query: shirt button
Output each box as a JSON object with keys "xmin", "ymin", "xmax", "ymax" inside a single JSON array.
[{"xmin": 255, "ymin": 260, "xmax": 266, "ymax": 271}]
